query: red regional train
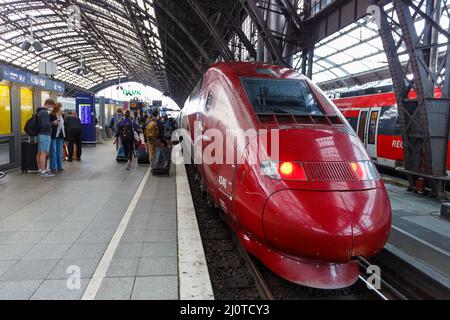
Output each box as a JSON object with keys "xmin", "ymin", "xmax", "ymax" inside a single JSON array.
[
  {"xmin": 180, "ymin": 62, "xmax": 391, "ymax": 289},
  {"xmin": 333, "ymin": 87, "xmax": 450, "ymax": 170}
]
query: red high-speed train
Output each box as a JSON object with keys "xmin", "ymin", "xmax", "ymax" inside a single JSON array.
[
  {"xmin": 333, "ymin": 87, "xmax": 450, "ymax": 171},
  {"xmin": 180, "ymin": 62, "xmax": 391, "ymax": 289}
]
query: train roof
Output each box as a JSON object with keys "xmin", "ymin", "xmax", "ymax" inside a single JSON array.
[{"xmin": 209, "ymin": 62, "xmax": 302, "ymax": 80}]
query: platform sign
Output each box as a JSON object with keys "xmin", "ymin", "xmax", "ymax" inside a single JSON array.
[
  {"xmin": 1, "ymin": 66, "xmax": 28, "ymax": 85},
  {"xmin": 75, "ymin": 94, "xmax": 96, "ymax": 143},
  {"xmin": 0, "ymin": 65, "xmax": 65, "ymax": 93},
  {"xmin": 50, "ymin": 80, "xmax": 65, "ymax": 93},
  {"xmin": 152, "ymin": 100, "xmax": 162, "ymax": 107},
  {"xmin": 29, "ymin": 74, "xmax": 49, "ymax": 89}
]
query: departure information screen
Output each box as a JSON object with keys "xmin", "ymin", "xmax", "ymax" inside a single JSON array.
[{"xmin": 79, "ymin": 104, "xmax": 92, "ymax": 125}]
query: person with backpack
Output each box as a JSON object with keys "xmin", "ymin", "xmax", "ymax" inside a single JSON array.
[
  {"xmin": 162, "ymin": 115, "xmax": 178, "ymax": 149},
  {"xmin": 35, "ymin": 99, "xmax": 57, "ymax": 177},
  {"xmin": 144, "ymin": 109, "xmax": 160, "ymax": 165},
  {"xmin": 49, "ymin": 103, "xmax": 65, "ymax": 173},
  {"xmin": 65, "ymin": 111, "xmax": 83, "ymax": 162},
  {"xmin": 110, "ymin": 108, "xmax": 124, "ymax": 134},
  {"xmin": 115, "ymin": 110, "xmax": 137, "ymax": 170}
]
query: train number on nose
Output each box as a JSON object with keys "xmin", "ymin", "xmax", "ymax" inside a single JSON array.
[{"xmin": 219, "ymin": 176, "xmax": 228, "ymax": 189}]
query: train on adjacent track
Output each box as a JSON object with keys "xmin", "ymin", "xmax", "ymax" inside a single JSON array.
[
  {"xmin": 333, "ymin": 86, "xmax": 450, "ymax": 171},
  {"xmin": 179, "ymin": 62, "xmax": 392, "ymax": 289}
]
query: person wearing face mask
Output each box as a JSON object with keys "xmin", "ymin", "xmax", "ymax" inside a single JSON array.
[{"xmin": 49, "ymin": 103, "xmax": 65, "ymax": 173}]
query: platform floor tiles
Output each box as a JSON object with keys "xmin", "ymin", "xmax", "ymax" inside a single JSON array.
[{"xmin": 0, "ymin": 144, "xmax": 178, "ymax": 300}]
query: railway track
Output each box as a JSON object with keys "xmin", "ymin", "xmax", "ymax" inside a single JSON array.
[
  {"xmin": 186, "ymin": 164, "xmax": 447, "ymax": 300},
  {"xmin": 237, "ymin": 242, "xmax": 409, "ymax": 300}
]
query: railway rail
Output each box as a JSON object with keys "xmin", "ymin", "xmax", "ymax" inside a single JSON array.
[{"xmin": 186, "ymin": 164, "xmax": 448, "ymax": 300}]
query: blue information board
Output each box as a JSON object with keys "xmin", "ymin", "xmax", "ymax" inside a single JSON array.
[
  {"xmin": 75, "ymin": 94, "xmax": 96, "ymax": 143},
  {"xmin": 0, "ymin": 65, "xmax": 65, "ymax": 93}
]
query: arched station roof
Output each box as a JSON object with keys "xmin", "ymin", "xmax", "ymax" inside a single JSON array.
[
  {"xmin": 0, "ymin": 0, "xmax": 392, "ymax": 105},
  {"xmin": 0, "ymin": 0, "xmax": 245, "ymax": 105}
]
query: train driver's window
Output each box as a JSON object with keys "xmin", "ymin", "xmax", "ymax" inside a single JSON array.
[{"xmin": 205, "ymin": 92, "xmax": 213, "ymax": 111}]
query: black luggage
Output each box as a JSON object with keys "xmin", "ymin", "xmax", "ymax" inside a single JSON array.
[
  {"xmin": 151, "ymin": 147, "xmax": 171, "ymax": 176},
  {"xmin": 137, "ymin": 144, "xmax": 149, "ymax": 165},
  {"xmin": 21, "ymin": 141, "xmax": 38, "ymax": 173}
]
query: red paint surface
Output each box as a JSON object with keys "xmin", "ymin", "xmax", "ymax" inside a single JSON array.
[{"xmin": 181, "ymin": 62, "xmax": 392, "ymax": 288}]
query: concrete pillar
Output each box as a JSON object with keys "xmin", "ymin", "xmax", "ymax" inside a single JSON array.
[{"xmin": 33, "ymin": 88, "xmax": 41, "ymax": 111}]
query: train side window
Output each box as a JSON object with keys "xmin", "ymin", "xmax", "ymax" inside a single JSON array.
[
  {"xmin": 378, "ymin": 106, "xmax": 399, "ymax": 136},
  {"xmin": 347, "ymin": 117, "xmax": 358, "ymax": 132},
  {"xmin": 357, "ymin": 111, "xmax": 368, "ymax": 142},
  {"xmin": 205, "ymin": 92, "xmax": 213, "ymax": 111},
  {"xmin": 367, "ymin": 110, "xmax": 379, "ymax": 145}
]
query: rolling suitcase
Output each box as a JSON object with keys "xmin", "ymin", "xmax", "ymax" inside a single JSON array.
[
  {"xmin": 116, "ymin": 146, "xmax": 127, "ymax": 162},
  {"xmin": 151, "ymin": 146, "xmax": 171, "ymax": 176},
  {"xmin": 137, "ymin": 144, "xmax": 149, "ymax": 165},
  {"xmin": 21, "ymin": 141, "xmax": 38, "ymax": 173}
]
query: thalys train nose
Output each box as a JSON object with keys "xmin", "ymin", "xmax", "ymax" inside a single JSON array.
[{"xmin": 262, "ymin": 188, "xmax": 391, "ymax": 262}]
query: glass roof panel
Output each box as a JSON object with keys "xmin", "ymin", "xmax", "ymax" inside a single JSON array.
[{"xmin": 0, "ymin": 0, "xmax": 165, "ymax": 92}]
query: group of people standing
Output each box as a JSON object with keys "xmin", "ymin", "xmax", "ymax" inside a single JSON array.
[
  {"xmin": 35, "ymin": 99, "xmax": 83, "ymax": 177},
  {"xmin": 110, "ymin": 107, "xmax": 177, "ymax": 170}
]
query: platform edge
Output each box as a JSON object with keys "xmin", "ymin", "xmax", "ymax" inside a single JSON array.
[{"xmin": 175, "ymin": 149, "xmax": 214, "ymax": 300}]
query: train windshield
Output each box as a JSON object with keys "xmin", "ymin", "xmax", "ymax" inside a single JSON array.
[{"xmin": 241, "ymin": 78, "xmax": 324, "ymax": 115}]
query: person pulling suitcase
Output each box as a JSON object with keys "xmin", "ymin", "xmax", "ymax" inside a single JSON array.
[{"xmin": 144, "ymin": 110, "xmax": 160, "ymax": 166}]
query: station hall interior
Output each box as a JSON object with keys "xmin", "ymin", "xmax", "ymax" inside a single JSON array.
[{"xmin": 0, "ymin": 0, "xmax": 449, "ymax": 301}]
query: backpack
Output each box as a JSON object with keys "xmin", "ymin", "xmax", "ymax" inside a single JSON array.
[
  {"xmin": 163, "ymin": 121, "xmax": 175, "ymax": 141},
  {"xmin": 24, "ymin": 113, "xmax": 40, "ymax": 137},
  {"xmin": 113, "ymin": 114, "xmax": 124, "ymax": 133},
  {"xmin": 145, "ymin": 119, "xmax": 159, "ymax": 139},
  {"xmin": 120, "ymin": 121, "xmax": 134, "ymax": 142}
]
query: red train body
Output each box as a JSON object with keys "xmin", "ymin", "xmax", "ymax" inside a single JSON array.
[
  {"xmin": 180, "ymin": 62, "xmax": 392, "ymax": 289},
  {"xmin": 333, "ymin": 89, "xmax": 450, "ymax": 170}
]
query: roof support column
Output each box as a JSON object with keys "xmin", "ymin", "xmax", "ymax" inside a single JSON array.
[{"xmin": 376, "ymin": 0, "xmax": 450, "ymax": 197}]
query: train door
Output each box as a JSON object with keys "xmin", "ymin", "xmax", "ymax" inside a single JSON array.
[
  {"xmin": 357, "ymin": 108, "xmax": 381, "ymax": 161},
  {"xmin": 357, "ymin": 110, "xmax": 368, "ymax": 143},
  {"xmin": 366, "ymin": 107, "xmax": 381, "ymax": 161}
]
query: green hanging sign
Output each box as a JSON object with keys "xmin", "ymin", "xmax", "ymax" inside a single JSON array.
[{"xmin": 123, "ymin": 89, "xmax": 142, "ymax": 96}]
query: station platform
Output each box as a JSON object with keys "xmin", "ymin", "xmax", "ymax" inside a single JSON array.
[
  {"xmin": 382, "ymin": 176, "xmax": 450, "ymax": 292},
  {"xmin": 0, "ymin": 144, "xmax": 213, "ymax": 300}
]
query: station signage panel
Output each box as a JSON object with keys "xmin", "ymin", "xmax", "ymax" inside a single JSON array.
[
  {"xmin": 0, "ymin": 65, "xmax": 65, "ymax": 93},
  {"xmin": 1, "ymin": 66, "xmax": 28, "ymax": 85},
  {"xmin": 152, "ymin": 100, "xmax": 162, "ymax": 107},
  {"xmin": 29, "ymin": 74, "xmax": 50, "ymax": 89}
]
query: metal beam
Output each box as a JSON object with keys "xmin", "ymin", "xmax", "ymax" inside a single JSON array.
[{"xmin": 185, "ymin": 0, "xmax": 234, "ymax": 61}]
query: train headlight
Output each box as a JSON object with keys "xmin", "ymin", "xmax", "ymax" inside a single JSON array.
[
  {"xmin": 350, "ymin": 161, "xmax": 380, "ymax": 181},
  {"xmin": 260, "ymin": 160, "xmax": 308, "ymax": 181}
]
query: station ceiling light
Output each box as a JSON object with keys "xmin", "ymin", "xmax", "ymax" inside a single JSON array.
[{"xmin": 21, "ymin": 15, "xmax": 43, "ymax": 53}]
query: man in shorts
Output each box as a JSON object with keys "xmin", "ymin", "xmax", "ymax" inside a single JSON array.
[{"xmin": 37, "ymin": 99, "xmax": 57, "ymax": 177}]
